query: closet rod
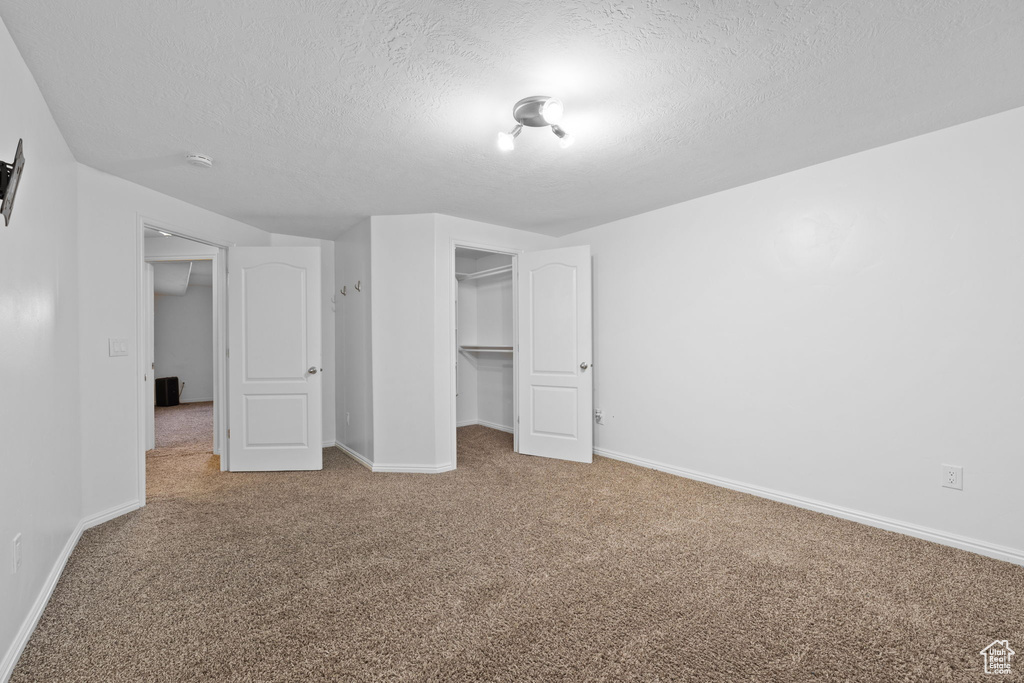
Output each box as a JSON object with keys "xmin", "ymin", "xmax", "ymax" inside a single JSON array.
[{"xmin": 455, "ymin": 264, "xmax": 513, "ymax": 282}]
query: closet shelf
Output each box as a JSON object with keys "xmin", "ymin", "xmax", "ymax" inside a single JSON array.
[
  {"xmin": 459, "ymin": 345, "xmax": 514, "ymax": 354},
  {"xmin": 455, "ymin": 264, "xmax": 513, "ymax": 282}
]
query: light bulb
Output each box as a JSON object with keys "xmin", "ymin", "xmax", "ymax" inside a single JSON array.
[
  {"xmin": 540, "ymin": 98, "xmax": 564, "ymax": 125},
  {"xmin": 558, "ymin": 133, "xmax": 575, "ymax": 149},
  {"xmin": 497, "ymin": 131, "xmax": 515, "ymax": 151}
]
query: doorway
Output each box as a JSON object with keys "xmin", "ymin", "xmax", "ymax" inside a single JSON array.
[
  {"xmin": 148, "ymin": 255, "xmax": 215, "ymax": 452},
  {"xmin": 137, "ymin": 218, "xmax": 228, "ymax": 506},
  {"xmin": 451, "ymin": 242, "xmax": 596, "ymax": 469},
  {"xmin": 453, "ymin": 244, "xmax": 519, "ymax": 468}
]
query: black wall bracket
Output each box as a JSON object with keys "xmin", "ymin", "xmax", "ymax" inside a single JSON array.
[{"xmin": 1, "ymin": 139, "xmax": 26, "ymax": 227}]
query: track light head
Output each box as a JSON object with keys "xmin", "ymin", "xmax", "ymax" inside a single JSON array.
[
  {"xmin": 551, "ymin": 125, "xmax": 575, "ymax": 149},
  {"xmin": 497, "ymin": 123, "xmax": 523, "ymax": 152}
]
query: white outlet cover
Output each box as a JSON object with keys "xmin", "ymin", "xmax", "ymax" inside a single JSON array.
[{"xmin": 941, "ymin": 464, "xmax": 963, "ymax": 490}]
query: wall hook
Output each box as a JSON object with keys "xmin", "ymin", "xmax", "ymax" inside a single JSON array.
[
  {"xmin": 354, "ymin": 280, "xmax": 362, "ymax": 292},
  {"xmin": 340, "ymin": 286, "xmax": 347, "ymax": 296}
]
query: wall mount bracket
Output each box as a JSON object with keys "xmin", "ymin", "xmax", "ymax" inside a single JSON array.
[{"xmin": 0, "ymin": 138, "xmax": 26, "ymax": 227}]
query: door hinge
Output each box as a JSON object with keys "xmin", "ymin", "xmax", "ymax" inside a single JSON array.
[
  {"xmin": 227, "ymin": 429, "xmax": 230, "ymax": 438},
  {"xmin": 226, "ymin": 348, "xmax": 230, "ymax": 357}
]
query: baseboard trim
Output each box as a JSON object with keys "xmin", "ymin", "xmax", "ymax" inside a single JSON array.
[
  {"xmin": 178, "ymin": 398, "xmax": 213, "ymax": 404},
  {"xmin": 477, "ymin": 420, "xmax": 513, "ymax": 434},
  {"xmin": 594, "ymin": 447, "xmax": 1024, "ymax": 567},
  {"xmin": 335, "ymin": 442, "xmax": 372, "ymax": 470},
  {"xmin": 336, "ymin": 442, "xmax": 454, "ymax": 474},
  {"xmin": 456, "ymin": 420, "xmax": 513, "ymax": 434},
  {"xmin": 321, "ymin": 440, "xmax": 335, "ymax": 448},
  {"xmin": 82, "ymin": 500, "xmax": 141, "ymax": 530},
  {"xmin": 1, "ymin": 499, "xmax": 140, "ymax": 683},
  {"xmin": 372, "ymin": 462, "xmax": 456, "ymax": 474}
]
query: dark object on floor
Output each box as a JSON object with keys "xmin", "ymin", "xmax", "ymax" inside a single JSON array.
[{"xmin": 154, "ymin": 376, "xmax": 179, "ymax": 407}]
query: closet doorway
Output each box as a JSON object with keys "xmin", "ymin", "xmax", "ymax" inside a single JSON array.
[
  {"xmin": 451, "ymin": 242, "xmax": 596, "ymax": 469},
  {"xmin": 454, "ymin": 246, "xmax": 519, "ymax": 460}
]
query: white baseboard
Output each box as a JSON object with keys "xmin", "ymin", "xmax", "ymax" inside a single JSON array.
[
  {"xmin": 336, "ymin": 442, "xmax": 454, "ymax": 474},
  {"xmin": 335, "ymin": 442, "xmax": 372, "ymax": 470},
  {"xmin": 321, "ymin": 440, "xmax": 335, "ymax": 448},
  {"xmin": 82, "ymin": 500, "xmax": 141, "ymax": 530},
  {"xmin": 457, "ymin": 419, "xmax": 513, "ymax": 434},
  {"xmin": 1, "ymin": 499, "xmax": 140, "ymax": 683},
  {"xmin": 594, "ymin": 447, "xmax": 1024, "ymax": 567},
  {"xmin": 178, "ymin": 398, "xmax": 213, "ymax": 404},
  {"xmin": 372, "ymin": 462, "xmax": 456, "ymax": 474}
]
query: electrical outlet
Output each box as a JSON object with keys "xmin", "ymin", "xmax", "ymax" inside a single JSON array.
[
  {"xmin": 941, "ymin": 464, "xmax": 963, "ymax": 490},
  {"xmin": 12, "ymin": 534, "xmax": 21, "ymax": 574},
  {"xmin": 594, "ymin": 409, "xmax": 604, "ymax": 425}
]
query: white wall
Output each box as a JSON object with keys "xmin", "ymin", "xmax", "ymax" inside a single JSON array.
[
  {"xmin": 474, "ymin": 271, "xmax": 514, "ymax": 431},
  {"xmin": 76, "ymin": 165, "xmax": 275, "ymax": 519},
  {"xmin": 455, "ymin": 265, "xmax": 478, "ymax": 426},
  {"xmin": 153, "ymin": 286, "xmax": 214, "ymax": 402},
  {"xmin": 370, "ymin": 214, "xmax": 437, "ymax": 469},
  {"xmin": 335, "ymin": 220, "xmax": 373, "ymax": 462},
  {"xmin": 0, "ymin": 15, "xmax": 82, "ymax": 677},
  {"xmin": 558, "ymin": 106, "xmax": 1024, "ymax": 561}
]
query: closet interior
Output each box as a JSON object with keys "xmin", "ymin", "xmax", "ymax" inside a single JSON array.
[{"xmin": 455, "ymin": 247, "xmax": 516, "ymax": 444}]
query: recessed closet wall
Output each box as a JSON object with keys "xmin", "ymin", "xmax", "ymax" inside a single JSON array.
[{"xmin": 456, "ymin": 249, "xmax": 514, "ymax": 433}]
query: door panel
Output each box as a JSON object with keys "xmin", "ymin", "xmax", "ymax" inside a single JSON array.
[
  {"xmin": 228, "ymin": 247, "xmax": 322, "ymax": 471},
  {"xmin": 517, "ymin": 246, "xmax": 593, "ymax": 462}
]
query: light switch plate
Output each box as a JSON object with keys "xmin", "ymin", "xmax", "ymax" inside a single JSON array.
[
  {"xmin": 12, "ymin": 533, "xmax": 21, "ymax": 574},
  {"xmin": 108, "ymin": 338, "xmax": 128, "ymax": 357}
]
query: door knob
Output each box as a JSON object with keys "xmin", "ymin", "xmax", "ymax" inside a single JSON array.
[
  {"xmin": 308, "ymin": 366, "xmax": 318, "ymax": 375},
  {"xmin": 580, "ymin": 362, "xmax": 589, "ymax": 371}
]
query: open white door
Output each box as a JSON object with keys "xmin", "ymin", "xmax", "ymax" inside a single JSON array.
[
  {"xmin": 517, "ymin": 245, "xmax": 593, "ymax": 462},
  {"xmin": 228, "ymin": 247, "xmax": 322, "ymax": 471},
  {"xmin": 145, "ymin": 263, "xmax": 155, "ymax": 451}
]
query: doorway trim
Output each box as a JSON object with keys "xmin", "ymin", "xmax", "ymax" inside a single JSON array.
[
  {"xmin": 136, "ymin": 215, "xmax": 231, "ymax": 506},
  {"xmin": 449, "ymin": 238, "xmax": 523, "ymax": 470}
]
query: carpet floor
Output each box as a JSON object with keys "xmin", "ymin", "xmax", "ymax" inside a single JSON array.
[
  {"xmin": 154, "ymin": 401, "xmax": 214, "ymax": 451},
  {"xmin": 12, "ymin": 408, "xmax": 1024, "ymax": 681}
]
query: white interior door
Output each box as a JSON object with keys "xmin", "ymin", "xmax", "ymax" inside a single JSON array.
[
  {"xmin": 228, "ymin": 247, "xmax": 322, "ymax": 471},
  {"xmin": 517, "ymin": 245, "xmax": 593, "ymax": 462},
  {"xmin": 145, "ymin": 263, "xmax": 155, "ymax": 451}
]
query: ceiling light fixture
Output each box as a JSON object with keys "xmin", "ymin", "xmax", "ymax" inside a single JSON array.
[{"xmin": 496, "ymin": 96, "xmax": 574, "ymax": 152}]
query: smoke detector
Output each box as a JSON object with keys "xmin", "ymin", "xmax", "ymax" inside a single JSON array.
[{"xmin": 186, "ymin": 153, "xmax": 214, "ymax": 168}]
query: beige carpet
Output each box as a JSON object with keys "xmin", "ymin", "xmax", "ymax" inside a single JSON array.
[
  {"xmin": 12, "ymin": 412, "xmax": 1024, "ymax": 682},
  {"xmin": 153, "ymin": 401, "xmax": 213, "ymax": 450}
]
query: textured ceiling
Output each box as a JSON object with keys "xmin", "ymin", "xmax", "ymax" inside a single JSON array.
[{"xmin": 2, "ymin": 1, "xmax": 1023, "ymax": 239}]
